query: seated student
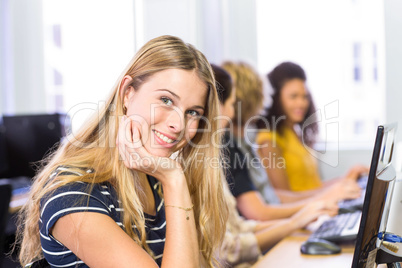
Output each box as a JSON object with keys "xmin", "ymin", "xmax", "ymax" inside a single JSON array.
[
  {"xmin": 212, "ymin": 64, "xmax": 338, "ymax": 267},
  {"xmin": 220, "ymin": 61, "xmax": 362, "ymax": 221},
  {"xmin": 255, "ymin": 61, "xmax": 368, "ymax": 193},
  {"xmin": 15, "ymin": 35, "xmax": 228, "ymax": 268}
]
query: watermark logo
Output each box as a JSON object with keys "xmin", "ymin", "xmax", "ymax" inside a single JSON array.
[
  {"xmin": 63, "ymin": 99, "xmax": 340, "ymax": 170},
  {"xmin": 303, "ymin": 100, "xmax": 339, "ymax": 167}
]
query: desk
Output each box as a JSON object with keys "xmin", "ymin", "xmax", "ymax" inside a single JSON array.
[
  {"xmin": 9, "ymin": 192, "xmax": 29, "ymax": 214},
  {"xmin": 253, "ymin": 231, "xmax": 388, "ymax": 268}
]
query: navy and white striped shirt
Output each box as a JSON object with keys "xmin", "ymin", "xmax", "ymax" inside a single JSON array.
[{"xmin": 39, "ymin": 167, "xmax": 166, "ymax": 267}]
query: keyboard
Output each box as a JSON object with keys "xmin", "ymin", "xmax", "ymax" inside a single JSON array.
[
  {"xmin": 337, "ymin": 175, "xmax": 368, "ymax": 213},
  {"xmin": 338, "ymin": 190, "xmax": 366, "ymax": 213},
  {"xmin": 309, "ymin": 210, "xmax": 362, "ymax": 243}
]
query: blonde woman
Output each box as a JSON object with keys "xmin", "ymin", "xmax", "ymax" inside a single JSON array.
[{"xmin": 16, "ymin": 35, "xmax": 228, "ymax": 268}]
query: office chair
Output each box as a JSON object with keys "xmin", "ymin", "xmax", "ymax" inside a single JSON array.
[{"xmin": 0, "ymin": 182, "xmax": 12, "ymax": 267}]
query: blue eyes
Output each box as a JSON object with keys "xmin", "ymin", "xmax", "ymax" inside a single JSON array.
[
  {"xmin": 186, "ymin": 110, "xmax": 200, "ymax": 117},
  {"xmin": 160, "ymin": 97, "xmax": 200, "ymax": 117},
  {"xmin": 161, "ymin": 97, "xmax": 173, "ymax": 106}
]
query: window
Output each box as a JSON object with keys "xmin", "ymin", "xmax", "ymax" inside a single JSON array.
[
  {"xmin": 256, "ymin": 0, "xmax": 385, "ymax": 148},
  {"xmin": 42, "ymin": 0, "xmax": 135, "ymax": 132},
  {"xmin": 353, "ymin": 42, "xmax": 362, "ymax": 82},
  {"xmin": 373, "ymin": 43, "xmax": 378, "ymax": 82}
]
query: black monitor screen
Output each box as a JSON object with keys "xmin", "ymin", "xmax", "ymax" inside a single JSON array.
[
  {"xmin": 0, "ymin": 113, "xmax": 69, "ymax": 179},
  {"xmin": 0, "ymin": 118, "xmax": 8, "ymax": 174},
  {"xmin": 352, "ymin": 123, "xmax": 397, "ymax": 268}
]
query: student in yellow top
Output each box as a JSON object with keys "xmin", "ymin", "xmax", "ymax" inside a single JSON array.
[
  {"xmin": 256, "ymin": 61, "xmax": 368, "ymax": 192},
  {"xmin": 258, "ymin": 125, "xmax": 322, "ymax": 191}
]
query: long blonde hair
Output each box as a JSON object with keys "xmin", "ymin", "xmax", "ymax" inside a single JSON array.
[
  {"xmin": 16, "ymin": 35, "xmax": 228, "ymax": 267},
  {"xmin": 222, "ymin": 61, "xmax": 264, "ymax": 126}
]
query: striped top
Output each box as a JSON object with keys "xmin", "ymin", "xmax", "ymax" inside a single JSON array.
[{"xmin": 39, "ymin": 166, "xmax": 166, "ymax": 267}]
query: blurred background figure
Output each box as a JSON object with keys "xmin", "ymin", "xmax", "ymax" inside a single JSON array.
[
  {"xmin": 213, "ymin": 63, "xmax": 338, "ymax": 267},
  {"xmin": 255, "ymin": 61, "xmax": 368, "ymax": 193}
]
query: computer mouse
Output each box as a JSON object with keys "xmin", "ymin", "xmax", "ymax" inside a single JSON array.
[
  {"xmin": 300, "ymin": 238, "xmax": 342, "ymax": 255},
  {"xmin": 338, "ymin": 207, "xmax": 358, "ymax": 214}
]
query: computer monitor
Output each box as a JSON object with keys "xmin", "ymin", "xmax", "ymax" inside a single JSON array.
[
  {"xmin": 0, "ymin": 113, "xmax": 69, "ymax": 179},
  {"xmin": 0, "ymin": 118, "xmax": 8, "ymax": 174},
  {"xmin": 352, "ymin": 123, "xmax": 398, "ymax": 268}
]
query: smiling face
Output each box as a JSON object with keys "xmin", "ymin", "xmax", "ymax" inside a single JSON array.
[
  {"xmin": 123, "ymin": 68, "xmax": 208, "ymax": 157},
  {"xmin": 279, "ymin": 78, "xmax": 310, "ymax": 125}
]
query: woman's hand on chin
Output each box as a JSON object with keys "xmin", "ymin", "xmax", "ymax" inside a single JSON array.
[{"xmin": 116, "ymin": 115, "xmax": 185, "ymax": 185}]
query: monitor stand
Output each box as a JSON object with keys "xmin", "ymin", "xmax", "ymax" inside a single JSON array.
[{"xmin": 376, "ymin": 246, "xmax": 402, "ymax": 267}]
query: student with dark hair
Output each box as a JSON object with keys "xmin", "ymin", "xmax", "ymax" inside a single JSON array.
[
  {"xmin": 262, "ymin": 61, "xmax": 317, "ymax": 147},
  {"xmin": 256, "ymin": 61, "xmax": 368, "ymax": 192}
]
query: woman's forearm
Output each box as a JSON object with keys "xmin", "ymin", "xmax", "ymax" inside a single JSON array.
[
  {"xmin": 161, "ymin": 174, "xmax": 199, "ymax": 267},
  {"xmin": 255, "ymin": 218, "xmax": 296, "ymax": 252}
]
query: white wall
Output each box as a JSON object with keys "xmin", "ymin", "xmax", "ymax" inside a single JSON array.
[
  {"xmin": 0, "ymin": 0, "xmax": 46, "ymax": 115},
  {"xmin": 384, "ymin": 0, "xmax": 402, "ymax": 144},
  {"xmin": 220, "ymin": 0, "xmax": 258, "ymax": 66},
  {"xmin": 319, "ymin": 149, "xmax": 372, "ymax": 181},
  {"xmin": 141, "ymin": 0, "xmax": 200, "ymax": 48},
  {"xmin": 138, "ymin": 0, "xmax": 258, "ymax": 66},
  {"xmin": 41, "ymin": 0, "xmax": 135, "ymax": 132}
]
